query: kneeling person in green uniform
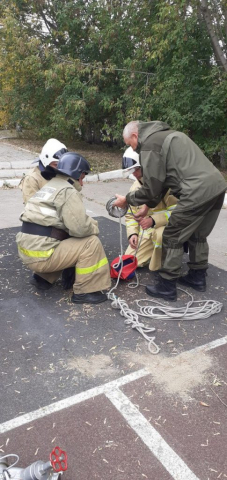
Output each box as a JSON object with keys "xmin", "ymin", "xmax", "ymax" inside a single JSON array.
[{"xmin": 16, "ymin": 152, "xmax": 111, "ymax": 304}]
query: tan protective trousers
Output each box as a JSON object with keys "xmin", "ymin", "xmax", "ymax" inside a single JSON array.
[
  {"xmin": 125, "ymin": 226, "xmax": 165, "ymax": 271},
  {"xmin": 28, "ymin": 235, "xmax": 111, "ymax": 294}
]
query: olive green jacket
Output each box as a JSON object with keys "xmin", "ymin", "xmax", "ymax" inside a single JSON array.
[{"xmin": 126, "ymin": 121, "xmax": 226, "ymax": 211}]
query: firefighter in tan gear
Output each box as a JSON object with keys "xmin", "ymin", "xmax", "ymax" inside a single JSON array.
[
  {"xmin": 16, "ymin": 152, "xmax": 111, "ymax": 304},
  {"xmin": 19, "ymin": 138, "xmax": 68, "ymax": 204},
  {"xmin": 123, "ymin": 148, "xmax": 177, "ymax": 270}
]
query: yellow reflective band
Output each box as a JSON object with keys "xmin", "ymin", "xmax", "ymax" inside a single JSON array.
[
  {"xmin": 127, "ymin": 207, "xmax": 137, "ymax": 214},
  {"xmin": 18, "ymin": 245, "xmax": 54, "ymax": 258},
  {"xmin": 153, "ymin": 241, "xmax": 161, "ymax": 248},
  {"xmin": 76, "ymin": 257, "xmax": 108, "ymax": 275},
  {"xmin": 167, "ymin": 204, "xmax": 176, "ymax": 211},
  {"xmin": 126, "ymin": 220, "xmax": 138, "ymax": 226},
  {"xmin": 164, "ymin": 211, "xmax": 171, "ymax": 221}
]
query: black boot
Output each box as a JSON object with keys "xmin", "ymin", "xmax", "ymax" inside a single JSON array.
[
  {"xmin": 71, "ymin": 291, "xmax": 107, "ymax": 304},
  {"xmin": 146, "ymin": 275, "xmax": 177, "ymax": 301},
  {"xmin": 178, "ymin": 269, "xmax": 206, "ymax": 292},
  {"xmin": 30, "ymin": 273, "xmax": 53, "ymax": 290},
  {"xmin": 62, "ymin": 267, "xmax": 75, "ymax": 290}
]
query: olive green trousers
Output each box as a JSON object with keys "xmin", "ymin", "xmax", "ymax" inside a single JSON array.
[{"xmin": 159, "ymin": 192, "xmax": 225, "ymax": 280}]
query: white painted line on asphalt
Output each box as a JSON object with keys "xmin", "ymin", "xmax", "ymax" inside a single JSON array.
[
  {"xmin": 0, "ymin": 334, "xmax": 226, "ymax": 435},
  {"xmin": 189, "ymin": 335, "xmax": 227, "ymax": 354},
  {"xmin": 0, "ymin": 368, "xmax": 149, "ymax": 434},
  {"xmin": 106, "ymin": 388, "xmax": 200, "ymax": 480}
]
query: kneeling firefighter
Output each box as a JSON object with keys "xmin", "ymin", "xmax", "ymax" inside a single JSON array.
[{"xmin": 16, "ymin": 152, "xmax": 111, "ymax": 304}]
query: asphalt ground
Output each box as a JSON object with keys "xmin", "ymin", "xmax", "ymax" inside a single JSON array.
[
  {"xmin": 0, "ymin": 216, "xmax": 227, "ymax": 479},
  {"xmin": 0, "ymin": 142, "xmax": 227, "ymax": 480}
]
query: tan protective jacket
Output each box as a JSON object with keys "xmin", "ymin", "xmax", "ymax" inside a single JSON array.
[
  {"xmin": 19, "ymin": 166, "xmax": 47, "ymax": 204},
  {"xmin": 125, "ymin": 180, "xmax": 177, "ymax": 240},
  {"xmin": 16, "ymin": 174, "xmax": 99, "ymax": 265}
]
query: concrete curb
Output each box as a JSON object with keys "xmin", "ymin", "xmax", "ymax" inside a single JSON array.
[
  {"xmin": 0, "ymin": 140, "xmax": 226, "ymax": 206},
  {"xmin": 1, "ymin": 174, "xmax": 226, "ymax": 206},
  {"xmin": 0, "ymin": 169, "xmax": 135, "ymax": 188}
]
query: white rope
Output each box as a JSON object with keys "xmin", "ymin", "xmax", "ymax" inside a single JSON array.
[
  {"xmin": 135, "ymin": 287, "xmax": 223, "ymax": 321},
  {"xmin": 106, "ymin": 196, "xmax": 128, "ymax": 218},
  {"xmin": 106, "ymin": 196, "xmax": 160, "ymax": 354},
  {"xmin": 106, "ymin": 197, "xmax": 223, "ymax": 354},
  {"xmin": 0, "ymin": 454, "xmax": 19, "ymax": 470}
]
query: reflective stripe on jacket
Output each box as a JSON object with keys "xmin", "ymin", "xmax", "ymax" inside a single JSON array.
[{"xmin": 16, "ymin": 175, "xmax": 99, "ymax": 265}]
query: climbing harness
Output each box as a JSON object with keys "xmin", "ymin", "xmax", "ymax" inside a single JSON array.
[
  {"xmin": 106, "ymin": 196, "xmax": 223, "ymax": 355},
  {"xmin": 0, "ymin": 446, "xmax": 67, "ymax": 480}
]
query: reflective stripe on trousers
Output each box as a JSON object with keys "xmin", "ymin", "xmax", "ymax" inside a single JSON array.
[{"xmin": 18, "ymin": 245, "xmax": 54, "ymax": 258}]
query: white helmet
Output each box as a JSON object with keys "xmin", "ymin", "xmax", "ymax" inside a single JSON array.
[
  {"xmin": 39, "ymin": 139, "xmax": 68, "ymax": 167},
  {"xmin": 122, "ymin": 147, "xmax": 140, "ymax": 175}
]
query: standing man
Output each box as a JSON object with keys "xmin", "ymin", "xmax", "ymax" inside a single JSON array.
[
  {"xmin": 16, "ymin": 152, "xmax": 111, "ymax": 304},
  {"xmin": 19, "ymin": 138, "xmax": 68, "ymax": 203},
  {"xmin": 114, "ymin": 120, "xmax": 226, "ymax": 300}
]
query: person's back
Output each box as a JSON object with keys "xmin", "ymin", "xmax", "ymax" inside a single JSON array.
[
  {"xmin": 135, "ymin": 121, "xmax": 226, "ymax": 210},
  {"xmin": 19, "ymin": 166, "xmax": 47, "ymax": 204}
]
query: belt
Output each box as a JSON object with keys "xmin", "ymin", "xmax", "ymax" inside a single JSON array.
[{"xmin": 21, "ymin": 221, "xmax": 69, "ymax": 241}]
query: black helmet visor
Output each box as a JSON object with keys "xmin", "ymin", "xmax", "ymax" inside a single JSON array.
[
  {"xmin": 122, "ymin": 157, "xmax": 137, "ymax": 170},
  {"xmin": 53, "ymin": 147, "xmax": 68, "ymax": 160}
]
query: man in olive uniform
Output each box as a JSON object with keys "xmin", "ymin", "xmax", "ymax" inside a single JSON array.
[
  {"xmin": 114, "ymin": 120, "xmax": 226, "ymax": 301},
  {"xmin": 16, "ymin": 152, "xmax": 111, "ymax": 304},
  {"xmin": 19, "ymin": 138, "xmax": 68, "ymax": 204},
  {"xmin": 123, "ymin": 147, "xmax": 177, "ymax": 270}
]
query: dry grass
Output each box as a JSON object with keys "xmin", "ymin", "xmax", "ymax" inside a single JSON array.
[
  {"xmin": 2, "ymin": 137, "xmax": 122, "ymax": 174},
  {"xmin": 2, "ymin": 134, "xmax": 227, "ymax": 180}
]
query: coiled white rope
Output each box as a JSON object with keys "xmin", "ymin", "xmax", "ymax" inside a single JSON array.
[
  {"xmin": 106, "ymin": 196, "xmax": 128, "ymax": 218},
  {"xmin": 135, "ymin": 287, "xmax": 223, "ymax": 321},
  {"xmin": 106, "ymin": 197, "xmax": 223, "ymax": 354}
]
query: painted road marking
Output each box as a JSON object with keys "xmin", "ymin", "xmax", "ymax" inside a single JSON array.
[
  {"xmin": 0, "ymin": 334, "xmax": 226, "ymax": 438},
  {"xmin": 190, "ymin": 335, "xmax": 227, "ymax": 353},
  {"xmin": 0, "ymin": 368, "xmax": 148, "ymax": 434},
  {"xmin": 106, "ymin": 388, "xmax": 200, "ymax": 480},
  {"xmin": 1, "ymin": 336, "xmax": 226, "ymax": 480}
]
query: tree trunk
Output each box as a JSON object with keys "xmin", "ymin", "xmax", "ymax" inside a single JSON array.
[{"xmin": 200, "ymin": 0, "xmax": 227, "ymax": 72}]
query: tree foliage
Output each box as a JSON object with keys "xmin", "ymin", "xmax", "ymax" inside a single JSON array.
[{"xmin": 0, "ymin": 0, "xmax": 227, "ymax": 163}]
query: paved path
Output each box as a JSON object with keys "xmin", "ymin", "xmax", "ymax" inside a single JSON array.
[{"xmin": 0, "ymin": 140, "xmax": 227, "ymax": 480}]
